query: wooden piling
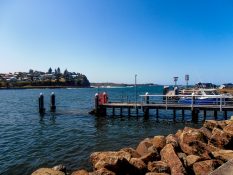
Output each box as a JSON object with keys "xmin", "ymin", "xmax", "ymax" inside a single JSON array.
[
  {"xmin": 120, "ymin": 107, "xmax": 123, "ymax": 116},
  {"xmin": 192, "ymin": 110, "xmax": 199, "ymax": 123},
  {"xmin": 224, "ymin": 110, "xmax": 227, "ymax": 120},
  {"xmin": 112, "ymin": 107, "xmax": 115, "ymax": 116},
  {"xmin": 203, "ymin": 110, "xmax": 207, "ymax": 120},
  {"xmin": 128, "ymin": 108, "xmax": 131, "ymax": 116},
  {"xmin": 214, "ymin": 110, "xmax": 218, "ymax": 119},
  {"xmin": 156, "ymin": 108, "xmax": 159, "ymax": 118},
  {"xmin": 39, "ymin": 93, "xmax": 45, "ymax": 114},
  {"xmin": 173, "ymin": 109, "xmax": 176, "ymax": 120},
  {"xmin": 50, "ymin": 92, "xmax": 56, "ymax": 112}
]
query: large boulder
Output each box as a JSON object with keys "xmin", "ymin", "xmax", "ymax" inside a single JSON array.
[
  {"xmin": 186, "ymin": 155, "xmax": 202, "ymax": 167},
  {"xmin": 129, "ymin": 158, "xmax": 147, "ymax": 174},
  {"xmin": 31, "ymin": 168, "xmax": 65, "ymax": 175},
  {"xmin": 203, "ymin": 120, "xmax": 227, "ymax": 131},
  {"xmin": 209, "ymin": 127, "xmax": 233, "ymax": 149},
  {"xmin": 178, "ymin": 127, "xmax": 218, "ymax": 158},
  {"xmin": 89, "ymin": 168, "xmax": 116, "ymax": 175},
  {"xmin": 136, "ymin": 138, "xmax": 153, "ymax": 156},
  {"xmin": 166, "ymin": 134, "xmax": 179, "ymax": 149},
  {"xmin": 90, "ymin": 151, "xmax": 131, "ymax": 168},
  {"xmin": 198, "ymin": 127, "xmax": 212, "ymax": 140},
  {"xmin": 140, "ymin": 151, "xmax": 160, "ymax": 164},
  {"xmin": 151, "ymin": 136, "xmax": 166, "ymax": 151},
  {"xmin": 212, "ymin": 149, "xmax": 233, "ymax": 161},
  {"xmin": 160, "ymin": 144, "xmax": 187, "ymax": 175},
  {"xmin": 193, "ymin": 160, "xmax": 223, "ymax": 175},
  {"xmin": 121, "ymin": 147, "xmax": 141, "ymax": 158},
  {"xmin": 223, "ymin": 121, "xmax": 233, "ymax": 136},
  {"xmin": 146, "ymin": 173, "xmax": 170, "ymax": 175},
  {"xmin": 147, "ymin": 161, "xmax": 170, "ymax": 173},
  {"xmin": 52, "ymin": 164, "xmax": 66, "ymax": 174},
  {"xmin": 71, "ymin": 170, "xmax": 89, "ymax": 175}
]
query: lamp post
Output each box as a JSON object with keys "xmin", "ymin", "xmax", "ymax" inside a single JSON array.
[
  {"xmin": 185, "ymin": 74, "xmax": 189, "ymax": 88},
  {"xmin": 174, "ymin": 76, "xmax": 178, "ymax": 87},
  {"xmin": 135, "ymin": 74, "xmax": 137, "ymax": 105}
]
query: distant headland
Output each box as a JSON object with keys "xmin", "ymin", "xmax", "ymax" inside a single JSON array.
[{"xmin": 0, "ymin": 68, "xmax": 90, "ymax": 89}]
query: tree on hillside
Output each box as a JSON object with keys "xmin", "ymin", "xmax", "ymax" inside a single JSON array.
[{"xmin": 48, "ymin": 67, "xmax": 52, "ymax": 74}]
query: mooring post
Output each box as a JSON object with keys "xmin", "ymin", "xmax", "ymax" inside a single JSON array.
[
  {"xmin": 143, "ymin": 92, "xmax": 149, "ymax": 117},
  {"xmin": 50, "ymin": 92, "xmax": 56, "ymax": 112},
  {"xmin": 214, "ymin": 110, "xmax": 218, "ymax": 119},
  {"xmin": 95, "ymin": 93, "xmax": 99, "ymax": 113},
  {"xmin": 112, "ymin": 107, "xmax": 115, "ymax": 116},
  {"xmin": 39, "ymin": 93, "xmax": 45, "ymax": 114}
]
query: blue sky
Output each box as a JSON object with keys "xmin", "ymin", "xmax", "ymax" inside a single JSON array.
[{"xmin": 0, "ymin": 0, "xmax": 233, "ymax": 84}]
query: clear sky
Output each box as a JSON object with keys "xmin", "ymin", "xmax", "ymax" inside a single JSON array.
[{"xmin": 0, "ymin": 0, "xmax": 233, "ymax": 85}]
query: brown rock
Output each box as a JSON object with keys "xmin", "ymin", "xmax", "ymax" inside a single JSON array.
[
  {"xmin": 160, "ymin": 144, "xmax": 186, "ymax": 175},
  {"xmin": 193, "ymin": 160, "xmax": 223, "ymax": 175},
  {"xmin": 52, "ymin": 164, "xmax": 66, "ymax": 174},
  {"xmin": 186, "ymin": 155, "xmax": 202, "ymax": 167},
  {"xmin": 146, "ymin": 173, "xmax": 170, "ymax": 175},
  {"xmin": 212, "ymin": 149, "xmax": 233, "ymax": 161},
  {"xmin": 140, "ymin": 151, "xmax": 160, "ymax": 164},
  {"xmin": 209, "ymin": 127, "xmax": 233, "ymax": 149},
  {"xmin": 89, "ymin": 168, "xmax": 116, "ymax": 175},
  {"xmin": 31, "ymin": 168, "xmax": 65, "ymax": 175},
  {"xmin": 203, "ymin": 120, "xmax": 227, "ymax": 131},
  {"xmin": 224, "ymin": 121, "xmax": 233, "ymax": 136},
  {"xmin": 177, "ymin": 152, "xmax": 187, "ymax": 167},
  {"xmin": 129, "ymin": 158, "xmax": 147, "ymax": 174},
  {"xmin": 175, "ymin": 129, "xmax": 183, "ymax": 139},
  {"xmin": 136, "ymin": 138, "xmax": 153, "ymax": 156},
  {"xmin": 152, "ymin": 136, "xmax": 166, "ymax": 151},
  {"xmin": 178, "ymin": 127, "xmax": 218, "ymax": 158},
  {"xmin": 166, "ymin": 134, "xmax": 179, "ymax": 148},
  {"xmin": 71, "ymin": 169, "xmax": 89, "ymax": 175},
  {"xmin": 198, "ymin": 127, "xmax": 212, "ymax": 140},
  {"xmin": 121, "ymin": 147, "xmax": 140, "ymax": 158},
  {"xmin": 148, "ymin": 161, "xmax": 170, "ymax": 173},
  {"xmin": 90, "ymin": 151, "xmax": 131, "ymax": 167}
]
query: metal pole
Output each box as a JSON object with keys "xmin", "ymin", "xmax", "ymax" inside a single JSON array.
[{"xmin": 135, "ymin": 74, "xmax": 137, "ymax": 105}]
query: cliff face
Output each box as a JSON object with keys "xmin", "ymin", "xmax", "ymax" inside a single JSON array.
[{"xmin": 32, "ymin": 119, "xmax": 233, "ymax": 175}]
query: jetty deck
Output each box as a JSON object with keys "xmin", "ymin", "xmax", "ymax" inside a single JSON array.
[{"xmin": 93, "ymin": 93, "xmax": 233, "ymax": 121}]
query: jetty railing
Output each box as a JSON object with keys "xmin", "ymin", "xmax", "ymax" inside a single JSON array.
[{"xmin": 139, "ymin": 94, "xmax": 233, "ymax": 111}]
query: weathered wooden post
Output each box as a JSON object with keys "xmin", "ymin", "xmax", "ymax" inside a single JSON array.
[
  {"xmin": 39, "ymin": 93, "xmax": 45, "ymax": 114},
  {"xmin": 224, "ymin": 111, "xmax": 227, "ymax": 119},
  {"xmin": 95, "ymin": 93, "xmax": 99, "ymax": 114},
  {"xmin": 192, "ymin": 109, "xmax": 199, "ymax": 123},
  {"xmin": 144, "ymin": 92, "xmax": 149, "ymax": 117},
  {"xmin": 50, "ymin": 92, "xmax": 56, "ymax": 112}
]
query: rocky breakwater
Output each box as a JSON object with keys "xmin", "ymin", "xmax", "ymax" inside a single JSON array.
[{"xmin": 32, "ymin": 119, "xmax": 233, "ymax": 175}]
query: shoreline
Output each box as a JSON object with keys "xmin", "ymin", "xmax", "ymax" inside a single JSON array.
[
  {"xmin": 0, "ymin": 86, "xmax": 92, "ymax": 90},
  {"xmin": 32, "ymin": 118, "xmax": 233, "ymax": 175}
]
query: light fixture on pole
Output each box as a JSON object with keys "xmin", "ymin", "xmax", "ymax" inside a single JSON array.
[
  {"xmin": 185, "ymin": 74, "xmax": 189, "ymax": 88},
  {"xmin": 174, "ymin": 77, "xmax": 178, "ymax": 86}
]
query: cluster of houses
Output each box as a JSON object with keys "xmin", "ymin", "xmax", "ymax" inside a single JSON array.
[{"xmin": 0, "ymin": 68, "xmax": 90, "ymax": 87}]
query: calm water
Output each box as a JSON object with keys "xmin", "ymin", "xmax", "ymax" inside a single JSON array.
[{"xmin": 0, "ymin": 86, "xmax": 229, "ymax": 175}]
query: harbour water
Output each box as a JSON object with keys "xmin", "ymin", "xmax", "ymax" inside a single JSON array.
[{"xmin": 0, "ymin": 86, "xmax": 229, "ymax": 175}]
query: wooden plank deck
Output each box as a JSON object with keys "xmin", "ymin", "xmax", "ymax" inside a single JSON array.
[{"xmin": 101, "ymin": 102, "xmax": 233, "ymax": 111}]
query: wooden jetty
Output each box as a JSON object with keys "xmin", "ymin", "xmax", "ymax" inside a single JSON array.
[{"xmin": 92, "ymin": 93, "xmax": 233, "ymax": 122}]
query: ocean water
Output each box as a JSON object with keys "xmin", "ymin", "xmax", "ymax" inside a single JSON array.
[{"xmin": 0, "ymin": 86, "xmax": 230, "ymax": 174}]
